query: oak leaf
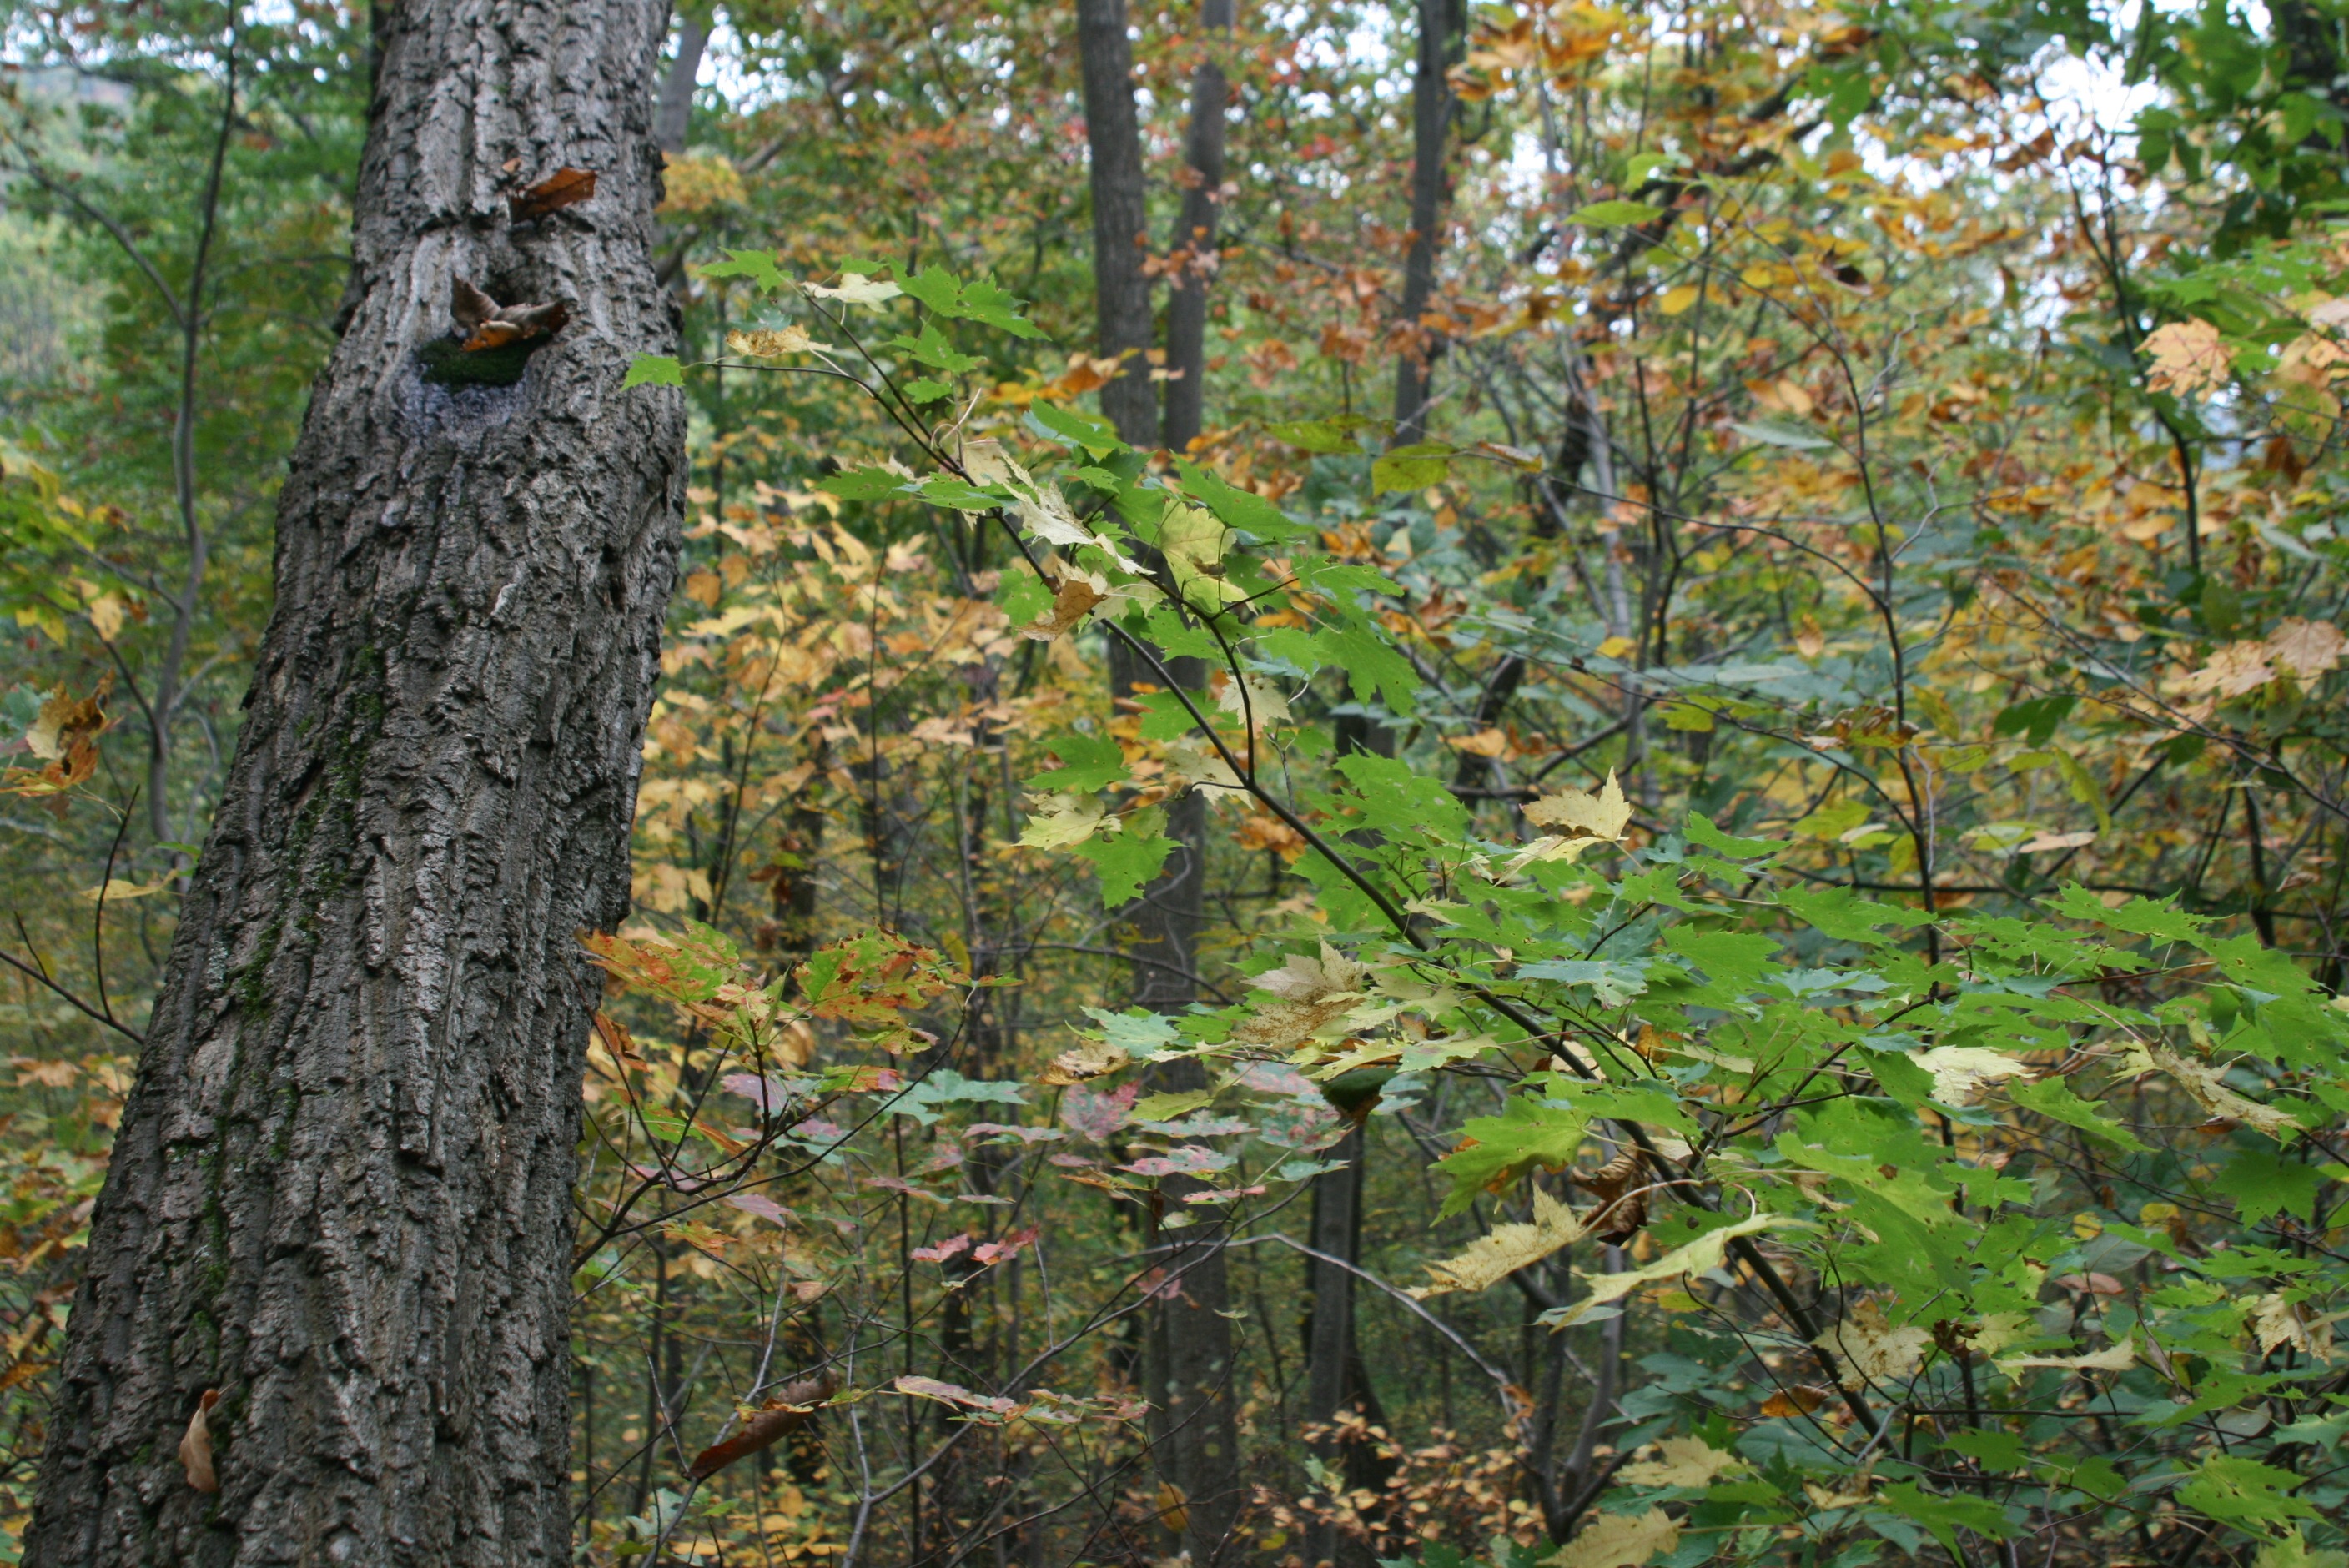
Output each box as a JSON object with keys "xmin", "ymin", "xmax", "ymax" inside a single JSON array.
[
  {"xmin": 1544, "ymin": 1212, "xmax": 1806, "ymax": 1329},
  {"xmin": 1758, "ymin": 1385, "xmax": 1828, "ymax": 1418},
  {"xmin": 2119, "ymin": 1043, "xmax": 2300, "ymax": 1138}
]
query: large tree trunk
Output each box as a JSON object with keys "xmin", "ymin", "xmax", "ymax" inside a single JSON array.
[
  {"xmin": 28, "ymin": 3, "xmax": 685, "ymax": 1563},
  {"xmin": 1160, "ymin": 0, "xmax": 1235, "ymax": 455},
  {"xmin": 1075, "ymin": 0, "xmax": 1159, "ymax": 448},
  {"xmin": 1391, "ymin": 0, "xmax": 1460, "ymax": 444}
]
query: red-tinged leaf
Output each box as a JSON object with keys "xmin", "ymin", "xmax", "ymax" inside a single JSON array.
[
  {"xmin": 913, "ymin": 1233, "xmax": 974, "ymax": 1263},
  {"xmin": 964, "ymin": 1122, "xmax": 1064, "ymax": 1144},
  {"xmin": 509, "ymin": 165, "xmax": 596, "ymax": 220},
  {"xmin": 721, "ymin": 1071, "xmax": 794, "ymax": 1113},
  {"xmin": 862, "ymin": 1173, "xmax": 950, "ymax": 1204},
  {"xmin": 893, "ymin": 1375, "xmax": 1021, "ymax": 1415},
  {"xmin": 971, "ymin": 1226, "xmax": 1038, "ymax": 1265},
  {"xmin": 591, "ymin": 1011, "xmax": 649, "ymax": 1071},
  {"xmin": 1118, "ymin": 1145, "xmax": 1235, "ymax": 1179},
  {"xmin": 686, "ymin": 1371, "xmax": 837, "ymax": 1480},
  {"xmin": 1181, "ymin": 1184, "xmax": 1268, "ymax": 1204},
  {"xmin": 723, "ymin": 1191, "xmax": 792, "ymax": 1226},
  {"xmin": 1060, "ymin": 1083, "xmax": 1137, "ymax": 1139}
]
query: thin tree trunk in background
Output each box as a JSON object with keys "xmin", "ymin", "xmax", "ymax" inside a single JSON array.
[
  {"xmin": 1075, "ymin": 0, "xmax": 1159, "ymax": 448},
  {"xmin": 1391, "ymin": 0, "xmax": 1459, "ymax": 444},
  {"xmin": 1161, "ymin": 0, "xmax": 1235, "ymax": 455},
  {"xmin": 1304, "ymin": 1127, "xmax": 1365, "ymax": 1568},
  {"xmin": 28, "ymin": 0, "xmax": 686, "ymax": 1560},
  {"xmin": 656, "ymin": 7, "xmax": 707, "ymax": 154},
  {"xmin": 1077, "ymin": 12, "xmax": 1244, "ymax": 1555},
  {"xmin": 1130, "ymin": 781, "xmax": 1246, "ymax": 1567}
]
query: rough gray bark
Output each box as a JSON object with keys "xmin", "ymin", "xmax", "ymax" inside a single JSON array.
[
  {"xmin": 1391, "ymin": 0, "xmax": 1461, "ymax": 444},
  {"xmin": 1074, "ymin": 0, "xmax": 1159, "ymax": 447},
  {"xmin": 1161, "ymin": 0, "xmax": 1235, "ymax": 455},
  {"xmin": 27, "ymin": 2, "xmax": 686, "ymax": 1562}
]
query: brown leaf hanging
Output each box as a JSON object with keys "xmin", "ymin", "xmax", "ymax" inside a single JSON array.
[
  {"xmin": 1577, "ymin": 1146, "xmax": 1650, "ymax": 1245},
  {"xmin": 179, "ymin": 1388, "xmax": 220, "ymax": 1493},
  {"xmin": 507, "ymin": 165, "xmax": 596, "ymax": 220},
  {"xmin": 450, "ymin": 278, "xmax": 569, "ymax": 353},
  {"xmin": 685, "ymin": 1369, "xmax": 837, "ymax": 1480}
]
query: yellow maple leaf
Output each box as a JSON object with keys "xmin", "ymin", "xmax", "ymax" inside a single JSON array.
[
  {"xmin": 1016, "ymin": 792, "xmax": 1113, "ymax": 849},
  {"xmin": 2171, "ymin": 640, "xmax": 2277, "ymax": 699},
  {"xmin": 1547, "ymin": 1506, "xmax": 1678, "ymax": 1568},
  {"xmin": 1617, "ymin": 1435, "xmax": 1748, "ymax": 1488},
  {"xmin": 1545, "ymin": 1212, "xmax": 1806, "ymax": 1328},
  {"xmin": 1996, "ymin": 1334, "xmax": 2135, "ymax": 1378},
  {"xmin": 1814, "ymin": 1299, "xmax": 1931, "ymax": 1390},
  {"xmin": 1523, "ymin": 770, "xmax": 1632, "ymax": 842},
  {"xmin": 2143, "ymin": 319, "xmax": 2231, "ymax": 396},
  {"xmin": 2266, "ymin": 618, "xmax": 2347, "ymax": 681},
  {"xmin": 726, "ymin": 325, "xmax": 829, "ymax": 358},
  {"xmin": 2120, "ymin": 1042, "xmax": 2301, "ymax": 1138},
  {"xmin": 1914, "ymin": 1045, "xmax": 2033, "ymax": 1106},
  {"xmin": 1409, "ymin": 1189, "xmax": 1587, "ymax": 1298}
]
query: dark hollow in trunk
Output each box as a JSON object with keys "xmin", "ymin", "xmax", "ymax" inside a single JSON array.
[{"xmin": 28, "ymin": 2, "xmax": 686, "ymax": 1561}]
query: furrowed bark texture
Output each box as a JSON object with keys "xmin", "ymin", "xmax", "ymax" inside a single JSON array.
[
  {"xmin": 1161, "ymin": 0, "xmax": 1235, "ymax": 455},
  {"xmin": 28, "ymin": 3, "xmax": 685, "ymax": 1563},
  {"xmin": 1075, "ymin": 0, "xmax": 1159, "ymax": 448}
]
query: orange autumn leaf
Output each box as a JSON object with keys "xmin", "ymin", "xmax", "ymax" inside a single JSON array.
[{"xmin": 507, "ymin": 165, "xmax": 596, "ymax": 220}]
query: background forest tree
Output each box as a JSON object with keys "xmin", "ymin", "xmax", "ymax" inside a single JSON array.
[{"xmin": 4, "ymin": 0, "xmax": 2349, "ymax": 1565}]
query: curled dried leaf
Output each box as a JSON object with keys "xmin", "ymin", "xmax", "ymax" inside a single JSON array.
[
  {"xmin": 1758, "ymin": 1384, "xmax": 1828, "ymax": 1418},
  {"xmin": 1022, "ymin": 573, "xmax": 1108, "ymax": 641},
  {"xmin": 450, "ymin": 279, "xmax": 570, "ymax": 352},
  {"xmin": 1041, "ymin": 1038, "xmax": 1129, "ymax": 1085},
  {"xmin": 1577, "ymin": 1145, "xmax": 1649, "ymax": 1244},
  {"xmin": 508, "ymin": 165, "xmax": 596, "ymax": 220},
  {"xmin": 179, "ymin": 1388, "xmax": 220, "ymax": 1493},
  {"xmin": 686, "ymin": 1369, "xmax": 837, "ymax": 1480}
]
